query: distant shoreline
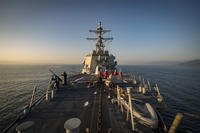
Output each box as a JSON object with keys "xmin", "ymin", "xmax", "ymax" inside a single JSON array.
[{"xmin": 180, "ymin": 59, "xmax": 200, "ymax": 67}]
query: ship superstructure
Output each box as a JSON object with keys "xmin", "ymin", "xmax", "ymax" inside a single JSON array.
[{"xmin": 82, "ymin": 22, "xmax": 117, "ymax": 74}]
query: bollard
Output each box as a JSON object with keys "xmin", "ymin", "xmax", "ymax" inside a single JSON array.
[
  {"xmin": 85, "ymin": 128, "xmax": 89, "ymax": 133},
  {"xmin": 23, "ymin": 105, "xmax": 29, "ymax": 115},
  {"xmin": 64, "ymin": 118, "xmax": 81, "ymax": 133}
]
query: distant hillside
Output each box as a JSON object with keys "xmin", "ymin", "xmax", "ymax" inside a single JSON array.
[{"xmin": 181, "ymin": 59, "xmax": 200, "ymax": 66}]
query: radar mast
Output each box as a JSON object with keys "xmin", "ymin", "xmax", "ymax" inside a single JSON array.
[{"xmin": 87, "ymin": 21, "xmax": 113, "ymax": 54}]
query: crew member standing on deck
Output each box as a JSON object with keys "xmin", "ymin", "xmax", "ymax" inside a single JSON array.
[
  {"xmin": 119, "ymin": 71, "xmax": 123, "ymax": 81},
  {"xmin": 97, "ymin": 68, "xmax": 103, "ymax": 84},
  {"xmin": 113, "ymin": 69, "xmax": 117, "ymax": 76},
  {"xmin": 61, "ymin": 72, "xmax": 67, "ymax": 85},
  {"xmin": 98, "ymin": 70, "xmax": 102, "ymax": 78},
  {"xmin": 55, "ymin": 76, "xmax": 60, "ymax": 89},
  {"xmin": 104, "ymin": 70, "xmax": 108, "ymax": 79}
]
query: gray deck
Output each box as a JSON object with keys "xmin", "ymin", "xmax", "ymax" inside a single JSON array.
[
  {"xmin": 5, "ymin": 74, "xmax": 160, "ymax": 133},
  {"xmin": 6, "ymin": 82, "xmax": 100, "ymax": 133}
]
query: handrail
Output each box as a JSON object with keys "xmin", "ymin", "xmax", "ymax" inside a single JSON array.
[
  {"xmin": 2, "ymin": 70, "xmax": 71, "ymax": 133},
  {"xmin": 2, "ymin": 91, "xmax": 46, "ymax": 133},
  {"xmin": 2, "ymin": 77, "xmax": 54, "ymax": 133},
  {"xmin": 29, "ymin": 85, "xmax": 37, "ymax": 108}
]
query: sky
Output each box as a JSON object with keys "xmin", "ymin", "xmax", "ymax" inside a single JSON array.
[{"xmin": 0, "ymin": 0, "xmax": 200, "ymax": 65}]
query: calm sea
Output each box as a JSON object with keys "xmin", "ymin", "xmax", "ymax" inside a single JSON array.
[{"xmin": 0, "ymin": 64, "xmax": 199, "ymax": 132}]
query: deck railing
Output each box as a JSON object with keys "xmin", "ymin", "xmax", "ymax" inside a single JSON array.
[{"xmin": 2, "ymin": 73, "xmax": 60, "ymax": 133}]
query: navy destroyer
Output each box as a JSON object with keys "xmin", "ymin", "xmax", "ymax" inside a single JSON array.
[{"xmin": 2, "ymin": 22, "xmax": 183, "ymax": 133}]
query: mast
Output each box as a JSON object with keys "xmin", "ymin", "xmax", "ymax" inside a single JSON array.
[{"xmin": 87, "ymin": 21, "xmax": 113, "ymax": 54}]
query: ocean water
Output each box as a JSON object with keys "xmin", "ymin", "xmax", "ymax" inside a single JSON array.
[{"xmin": 0, "ymin": 64, "xmax": 199, "ymax": 132}]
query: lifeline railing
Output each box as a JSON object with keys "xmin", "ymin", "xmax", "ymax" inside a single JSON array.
[
  {"xmin": 113, "ymin": 85, "xmax": 183, "ymax": 133},
  {"xmin": 2, "ymin": 72, "xmax": 61, "ymax": 133}
]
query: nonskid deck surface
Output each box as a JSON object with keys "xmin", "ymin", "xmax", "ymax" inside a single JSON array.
[
  {"xmin": 5, "ymin": 74, "xmax": 132, "ymax": 133},
  {"xmin": 7, "ymin": 83, "xmax": 100, "ymax": 133},
  {"xmin": 5, "ymin": 74, "xmax": 160, "ymax": 133}
]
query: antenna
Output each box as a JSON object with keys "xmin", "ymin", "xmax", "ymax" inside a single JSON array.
[{"xmin": 87, "ymin": 21, "xmax": 113, "ymax": 54}]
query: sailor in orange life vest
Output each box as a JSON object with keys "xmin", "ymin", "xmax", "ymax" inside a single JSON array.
[
  {"xmin": 98, "ymin": 69, "xmax": 102, "ymax": 78},
  {"xmin": 103, "ymin": 70, "xmax": 108, "ymax": 79},
  {"xmin": 119, "ymin": 71, "xmax": 122, "ymax": 76},
  {"xmin": 113, "ymin": 69, "xmax": 117, "ymax": 76},
  {"xmin": 119, "ymin": 71, "xmax": 123, "ymax": 80}
]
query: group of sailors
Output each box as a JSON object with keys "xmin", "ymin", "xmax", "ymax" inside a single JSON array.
[
  {"xmin": 98, "ymin": 68, "xmax": 122, "ymax": 79},
  {"xmin": 51, "ymin": 72, "xmax": 68, "ymax": 89},
  {"xmin": 51, "ymin": 69, "xmax": 122, "ymax": 87}
]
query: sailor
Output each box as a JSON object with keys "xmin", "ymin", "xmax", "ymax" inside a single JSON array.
[
  {"xmin": 55, "ymin": 77, "xmax": 60, "ymax": 89},
  {"xmin": 97, "ymin": 69, "xmax": 103, "ymax": 84},
  {"xmin": 98, "ymin": 68, "xmax": 102, "ymax": 78},
  {"xmin": 113, "ymin": 69, "xmax": 117, "ymax": 76},
  {"xmin": 98, "ymin": 71, "xmax": 101, "ymax": 78},
  {"xmin": 61, "ymin": 72, "xmax": 67, "ymax": 85},
  {"xmin": 104, "ymin": 70, "xmax": 108, "ymax": 79},
  {"xmin": 119, "ymin": 71, "xmax": 123, "ymax": 81},
  {"xmin": 119, "ymin": 71, "xmax": 122, "ymax": 76}
]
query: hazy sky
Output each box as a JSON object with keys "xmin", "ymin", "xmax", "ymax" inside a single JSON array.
[{"xmin": 0, "ymin": 0, "xmax": 200, "ymax": 64}]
